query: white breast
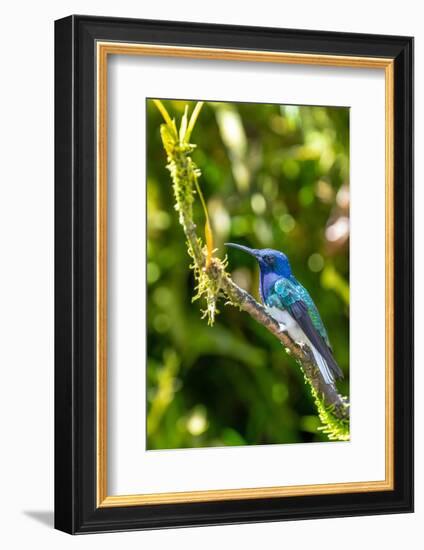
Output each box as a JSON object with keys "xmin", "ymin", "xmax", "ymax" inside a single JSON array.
[
  {"xmin": 266, "ymin": 306, "xmax": 308, "ymax": 345},
  {"xmin": 266, "ymin": 306, "xmax": 335, "ymax": 385}
]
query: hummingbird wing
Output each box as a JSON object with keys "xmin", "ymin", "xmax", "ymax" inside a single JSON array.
[
  {"xmin": 272, "ymin": 278, "xmax": 344, "ymax": 380},
  {"xmin": 289, "ymin": 300, "xmax": 344, "ymax": 380}
]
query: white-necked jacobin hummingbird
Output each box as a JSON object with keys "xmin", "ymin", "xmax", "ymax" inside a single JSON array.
[{"xmin": 225, "ymin": 243, "xmax": 344, "ymax": 385}]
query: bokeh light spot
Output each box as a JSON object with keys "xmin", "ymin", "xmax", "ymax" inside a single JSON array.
[
  {"xmin": 326, "ymin": 216, "xmax": 350, "ymax": 242},
  {"xmin": 308, "ymin": 253, "xmax": 325, "ymax": 272},
  {"xmin": 281, "ymin": 158, "xmax": 300, "ymax": 180},
  {"xmin": 153, "ymin": 314, "xmax": 171, "ymax": 333},
  {"xmin": 251, "ymin": 193, "xmax": 267, "ymax": 215},
  {"xmin": 279, "ymin": 213, "xmax": 296, "ymax": 233},
  {"xmin": 147, "ymin": 262, "xmax": 160, "ymax": 284},
  {"xmin": 187, "ymin": 407, "xmax": 208, "ymax": 436},
  {"xmin": 253, "ymin": 219, "xmax": 273, "ymax": 244},
  {"xmin": 299, "ymin": 185, "xmax": 315, "ymax": 206},
  {"xmin": 300, "ymin": 415, "xmax": 320, "ymax": 433},
  {"xmin": 153, "ymin": 286, "xmax": 173, "ymax": 307},
  {"xmin": 154, "ymin": 211, "xmax": 171, "ymax": 230},
  {"xmin": 272, "ymin": 383, "xmax": 289, "ymax": 404}
]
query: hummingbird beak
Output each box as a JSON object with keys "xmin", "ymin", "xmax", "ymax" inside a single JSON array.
[{"xmin": 225, "ymin": 243, "xmax": 259, "ymax": 259}]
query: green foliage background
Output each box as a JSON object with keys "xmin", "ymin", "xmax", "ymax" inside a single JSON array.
[{"xmin": 146, "ymin": 99, "xmax": 349, "ymax": 449}]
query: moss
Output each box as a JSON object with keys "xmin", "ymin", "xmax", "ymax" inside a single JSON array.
[
  {"xmin": 314, "ymin": 390, "xmax": 350, "ymax": 441},
  {"xmin": 157, "ymin": 101, "xmax": 222, "ymax": 325}
]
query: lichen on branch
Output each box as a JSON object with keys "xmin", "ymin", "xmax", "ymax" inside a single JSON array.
[{"xmin": 153, "ymin": 100, "xmax": 349, "ymax": 441}]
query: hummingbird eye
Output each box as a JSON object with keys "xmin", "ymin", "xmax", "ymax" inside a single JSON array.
[{"xmin": 265, "ymin": 255, "xmax": 275, "ymax": 265}]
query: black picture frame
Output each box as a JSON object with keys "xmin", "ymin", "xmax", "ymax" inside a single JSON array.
[{"xmin": 55, "ymin": 15, "xmax": 414, "ymax": 534}]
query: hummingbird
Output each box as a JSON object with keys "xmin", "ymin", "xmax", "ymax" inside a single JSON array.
[{"xmin": 225, "ymin": 243, "xmax": 343, "ymax": 385}]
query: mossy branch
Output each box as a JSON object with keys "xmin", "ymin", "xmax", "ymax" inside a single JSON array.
[{"xmin": 154, "ymin": 101, "xmax": 349, "ymax": 440}]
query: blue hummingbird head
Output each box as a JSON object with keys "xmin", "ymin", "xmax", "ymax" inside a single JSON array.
[
  {"xmin": 225, "ymin": 243, "xmax": 292, "ymax": 301},
  {"xmin": 225, "ymin": 243, "xmax": 292, "ymax": 277}
]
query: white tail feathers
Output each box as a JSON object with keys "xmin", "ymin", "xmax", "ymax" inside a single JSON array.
[{"xmin": 310, "ymin": 345, "xmax": 335, "ymax": 386}]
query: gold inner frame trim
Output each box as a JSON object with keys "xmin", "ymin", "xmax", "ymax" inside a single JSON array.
[{"xmin": 96, "ymin": 42, "xmax": 395, "ymax": 508}]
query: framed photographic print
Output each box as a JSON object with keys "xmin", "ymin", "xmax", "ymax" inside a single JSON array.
[{"xmin": 54, "ymin": 15, "xmax": 414, "ymax": 534}]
